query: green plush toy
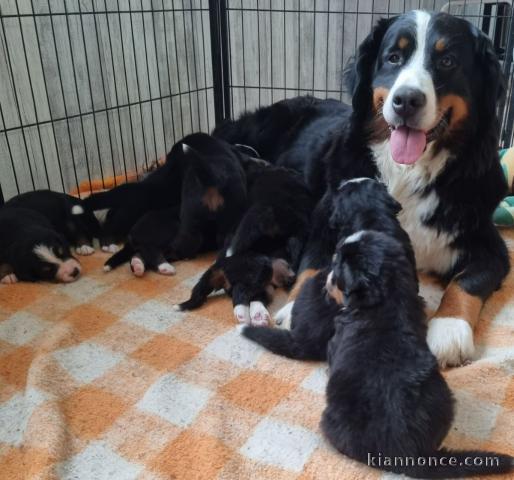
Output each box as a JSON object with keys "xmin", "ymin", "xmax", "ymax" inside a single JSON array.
[{"xmin": 493, "ymin": 148, "xmax": 514, "ymax": 227}]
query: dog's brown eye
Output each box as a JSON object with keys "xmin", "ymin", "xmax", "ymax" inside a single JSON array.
[
  {"xmin": 388, "ymin": 53, "xmax": 401, "ymax": 64},
  {"xmin": 438, "ymin": 55, "xmax": 455, "ymax": 69}
]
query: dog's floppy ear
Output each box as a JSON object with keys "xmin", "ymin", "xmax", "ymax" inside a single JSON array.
[{"xmin": 344, "ymin": 17, "xmax": 397, "ymax": 115}]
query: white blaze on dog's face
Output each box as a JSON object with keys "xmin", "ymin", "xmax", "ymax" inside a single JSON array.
[
  {"xmin": 370, "ymin": 11, "xmax": 481, "ymax": 165},
  {"xmin": 33, "ymin": 244, "xmax": 81, "ymax": 283}
]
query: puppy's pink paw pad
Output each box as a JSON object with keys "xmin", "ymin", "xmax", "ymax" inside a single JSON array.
[
  {"xmin": 250, "ymin": 302, "xmax": 270, "ymax": 326},
  {"xmin": 1, "ymin": 274, "xmax": 18, "ymax": 284},
  {"xmin": 157, "ymin": 262, "xmax": 176, "ymax": 275},
  {"xmin": 130, "ymin": 257, "xmax": 145, "ymax": 277}
]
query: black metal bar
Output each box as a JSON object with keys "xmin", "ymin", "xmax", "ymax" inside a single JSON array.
[
  {"xmin": 161, "ymin": 1, "xmax": 178, "ymax": 142},
  {"xmin": 209, "ymin": 0, "xmax": 231, "ymax": 124},
  {"xmin": 501, "ymin": 7, "xmax": 514, "ymax": 146},
  {"xmin": 0, "ymin": 182, "xmax": 4, "ymax": 206}
]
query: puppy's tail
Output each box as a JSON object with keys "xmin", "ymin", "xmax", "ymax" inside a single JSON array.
[
  {"xmin": 175, "ymin": 266, "xmax": 219, "ymax": 311},
  {"xmin": 242, "ymin": 326, "xmax": 309, "ymax": 360},
  {"xmin": 104, "ymin": 245, "xmax": 133, "ymax": 271},
  {"xmin": 384, "ymin": 448, "xmax": 513, "ymax": 478}
]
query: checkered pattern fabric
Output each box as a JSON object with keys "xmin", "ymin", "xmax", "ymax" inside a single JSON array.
[{"xmin": 1, "ymin": 232, "xmax": 513, "ymax": 480}]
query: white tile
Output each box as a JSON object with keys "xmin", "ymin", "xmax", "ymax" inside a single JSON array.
[
  {"xmin": 137, "ymin": 373, "xmax": 211, "ymax": 427},
  {"xmin": 0, "ymin": 388, "xmax": 47, "ymax": 445},
  {"xmin": 53, "ymin": 342, "xmax": 124, "ymax": 383},
  {"xmin": 60, "ymin": 276, "xmax": 110, "ymax": 303},
  {"xmin": 241, "ymin": 418, "xmax": 320, "ymax": 472},
  {"xmin": 56, "ymin": 441, "xmax": 143, "ymax": 480},
  {"xmin": 301, "ymin": 367, "xmax": 328, "ymax": 394},
  {"xmin": 0, "ymin": 312, "xmax": 49, "ymax": 346},
  {"xmin": 122, "ymin": 300, "xmax": 185, "ymax": 333},
  {"xmin": 205, "ymin": 327, "xmax": 263, "ymax": 368},
  {"xmin": 452, "ymin": 389, "xmax": 500, "ymax": 440}
]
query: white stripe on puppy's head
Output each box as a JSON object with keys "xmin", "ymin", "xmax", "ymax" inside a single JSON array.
[
  {"xmin": 33, "ymin": 244, "xmax": 81, "ymax": 283},
  {"xmin": 34, "ymin": 244, "xmax": 62, "ymax": 265},
  {"xmin": 343, "ymin": 230, "xmax": 367, "ymax": 245}
]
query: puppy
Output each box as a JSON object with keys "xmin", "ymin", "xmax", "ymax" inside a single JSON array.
[
  {"xmin": 0, "ymin": 207, "xmax": 81, "ymax": 283},
  {"xmin": 321, "ymin": 230, "xmax": 513, "ymax": 478},
  {"xmin": 243, "ymin": 177, "xmax": 413, "ymax": 359},
  {"xmin": 5, "ymin": 190, "xmax": 100, "ymax": 256},
  {"xmin": 176, "ymin": 255, "xmax": 295, "ymax": 326},
  {"xmin": 243, "ymin": 267, "xmax": 340, "ymax": 359},
  {"xmin": 226, "ymin": 160, "xmax": 314, "ymax": 270},
  {"xmin": 86, "ymin": 133, "xmax": 247, "ymax": 254}
]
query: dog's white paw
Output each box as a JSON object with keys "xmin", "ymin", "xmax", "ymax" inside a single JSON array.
[
  {"xmin": 1, "ymin": 273, "xmax": 18, "ymax": 284},
  {"xmin": 157, "ymin": 262, "xmax": 176, "ymax": 275},
  {"xmin": 234, "ymin": 304, "xmax": 251, "ymax": 324},
  {"xmin": 130, "ymin": 257, "xmax": 145, "ymax": 277},
  {"xmin": 102, "ymin": 244, "xmax": 119, "ymax": 254},
  {"xmin": 103, "ymin": 265, "xmax": 112, "ymax": 273},
  {"xmin": 250, "ymin": 301, "xmax": 270, "ymax": 326},
  {"xmin": 76, "ymin": 244, "xmax": 95, "ymax": 256},
  {"xmin": 427, "ymin": 317, "xmax": 475, "ymax": 368},
  {"xmin": 274, "ymin": 301, "xmax": 294, "ymax": 329}
]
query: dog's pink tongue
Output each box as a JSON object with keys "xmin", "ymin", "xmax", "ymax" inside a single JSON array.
[{"xmin": 390, "ymin": 126, "xmax": 426, "ymax": 165}]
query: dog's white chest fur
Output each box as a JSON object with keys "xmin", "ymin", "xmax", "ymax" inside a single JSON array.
[{"xmin": 371, "ymin": 141, "xmax": 460, "ymax": 274}]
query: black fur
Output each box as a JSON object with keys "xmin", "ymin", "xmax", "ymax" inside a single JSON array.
[
  {"xmin": 0, "ymin": 207, "xmax": 81, "ymax": 283},
  {"xmin": 86, "ymin": 133, "xmax": 247, "ymax": 256},
  {"xmin": 177, "ymin": 255, "xmax": 294, "ymax": 312},
  {"xmin": 243, "ymin": 178, "xmax": 413, "ymax": 360},
  {"xmin": 5, "ymin": 190, "xmax": 100, "ymax": 250},
  {"xmin": 322, "ymin": 230, "xmax": 513, "ymax": 478}
]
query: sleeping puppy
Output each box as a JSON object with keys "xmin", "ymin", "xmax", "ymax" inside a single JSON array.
[
  {"xmin": 103, "ymin": 205, "xmax": 219, "ymax": 277},
  {"xmin": 0, "ymin": 207, "xmax": 81, "ymax": 284},
  {"xmin": 86, "ymin": 133, "xmax": 247, "ymax": 254},
  {"xmin": 322, "ymin": 230, "xmax": 513, "ymax": 478},
  {"xmin": 175, "ymin": 255, "xmax": 295, "ymax": 326},
  {"xmin": 243, "ymin": 177, "xmax": 413, "ymax": 359},
  {"xmin": 5, "ymin": 190, "xmax": 100, "ymax": 256}
]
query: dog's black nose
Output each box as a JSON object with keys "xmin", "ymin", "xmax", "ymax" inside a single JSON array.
[
  {"xmin": 392, "ymin": 87, "xmax": 426, "ymax": 118},
  {"xmin": 71, "ymin": 267, "xmax": 80, "ymax": 278}
]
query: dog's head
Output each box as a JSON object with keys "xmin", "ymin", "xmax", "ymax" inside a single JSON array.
[
  {"xmin": 346, "ymin": 10, "xmax": 504, "ymax": 165},
  {"xmin": 330, "ymin": 177, "xmax": 401, "ymax": 229},
  {"xmin": 326, "ymin": 230, "xmax": 416, "ymax": 309},
  {"xmin": 14, "ymin": 232, "xmax": 82, "ymax": 283}
]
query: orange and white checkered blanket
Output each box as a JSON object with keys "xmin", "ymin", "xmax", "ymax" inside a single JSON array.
[{"xmin": 0, "ymin": 232, "xmax": 513, "ymax": 480}]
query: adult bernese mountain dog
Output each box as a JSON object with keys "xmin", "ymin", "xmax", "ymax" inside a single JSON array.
[{"xmin": 215, "ymin": 11, "xmax": 509, "ymax": 367}]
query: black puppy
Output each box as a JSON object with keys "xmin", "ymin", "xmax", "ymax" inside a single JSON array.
[
  {"xmin": 225, "ymin": 160, "xmax": 314, "ymax": 271},
  {"xmin": 243, "ymin": 177, "xmax": 413, "ymax": 359},
  {"xmin": 0, "ymin": 207, "xmax": 82, "ymax": 284},
  {"xmin": 322, "ymin": 230, "xmax": 513, "ymax": 478},
  {"xmin": 86, "ymin": 133, "xmax": 247, "ymax": 255},
  {"xmin": 5, "ymin": 190, "xmax": 100, "ymax": 256},
  {"xmin": 175, "ymin": 254, "xmax": 295, "ymax": 326}
]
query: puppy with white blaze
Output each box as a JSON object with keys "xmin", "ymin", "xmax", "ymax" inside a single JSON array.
[{"xmin": 322, "ymin": 230, "xmax": 513, "ymax": 478}]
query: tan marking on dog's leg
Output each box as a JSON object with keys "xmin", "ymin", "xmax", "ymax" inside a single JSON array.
[
  {"xmin": 202, "ymin": 187, "xmax": 225, "ymax": 212},
  {"xmin": 434, "ymin": 282, "xmax": 483, "ymax": 330},
  {"xmin": 288, "ymin": 268, "xmax": 319, "ymax": 302}
]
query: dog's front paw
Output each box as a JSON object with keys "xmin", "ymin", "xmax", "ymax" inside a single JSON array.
[
  {"xmin": 157, "ymin": 262, "xmax": 176, "ymax": 275},
  {"xmin": 102, "ymin": 244, "xmax": 120, "ymax": 254},
  {"xmin": 0, "ymin": 273, "xmax": 18, "ymax": 284},
  {"xmin": 76, "ymin": 244, "xmax": 95, "ymax": 256},
  {"xmin": 427, "ymin": 317, "xmax": 474, "ymax": 368},
  {"xmin": 130, "ymin": 257, "xmax": 145, "ymax": 277},
  {"xmin": 249, "ymin": 301, "xmax": 270, "ymax": 326}
]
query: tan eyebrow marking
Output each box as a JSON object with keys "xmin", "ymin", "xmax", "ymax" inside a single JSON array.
[
  {"xmin": 398, "ymin": 37, "xmax": 409, "ymax": 49},
  {"xmin": 435, "ymin": 38, "xmax": 446, "ymax": 52}
]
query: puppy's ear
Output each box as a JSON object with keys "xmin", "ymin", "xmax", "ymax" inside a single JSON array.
[{"xmin": 344, "ymin": 17, "xmax": 397, "ymax": 115}]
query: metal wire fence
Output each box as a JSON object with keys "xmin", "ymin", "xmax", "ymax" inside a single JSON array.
[{"xmin": 1, "ymin": 0, "xmax": 513, "ymax": 204}]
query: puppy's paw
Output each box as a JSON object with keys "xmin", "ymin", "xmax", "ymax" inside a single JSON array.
[
  {"xmin": 103, "ymin": 265, "xmax": 112, "ymax": 273},
  {"xmin": 274, "ymin": 301, "xmax": 294, "ymax": 329},
  {"xmin": 0, "ymin": 273, "xmax": 18, "ymax": 284},
  {"xmin": 102, "ymin": 244, "xmax": 120, "ymax": 254},
  {"xmin": 233, "ymin": 304, "xmax": 251, "ymax": 324},
  {"xmin": 157, "ymin": 262, "xmax": 176, "ymax": 276},
  {"xmin": 427, "ymin": 317, "xmax": 475, "ymax": 368},
  {"xmin": 130, "ymin": 257, "xmax": 145, "ymax": 277},
  {"xmin": 76, "ymin": 244, "xmax": 95, "ymax": 256},
  {"xmin": 250, "ymin": 301, "xmax": 270, "ymax": 326}
]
